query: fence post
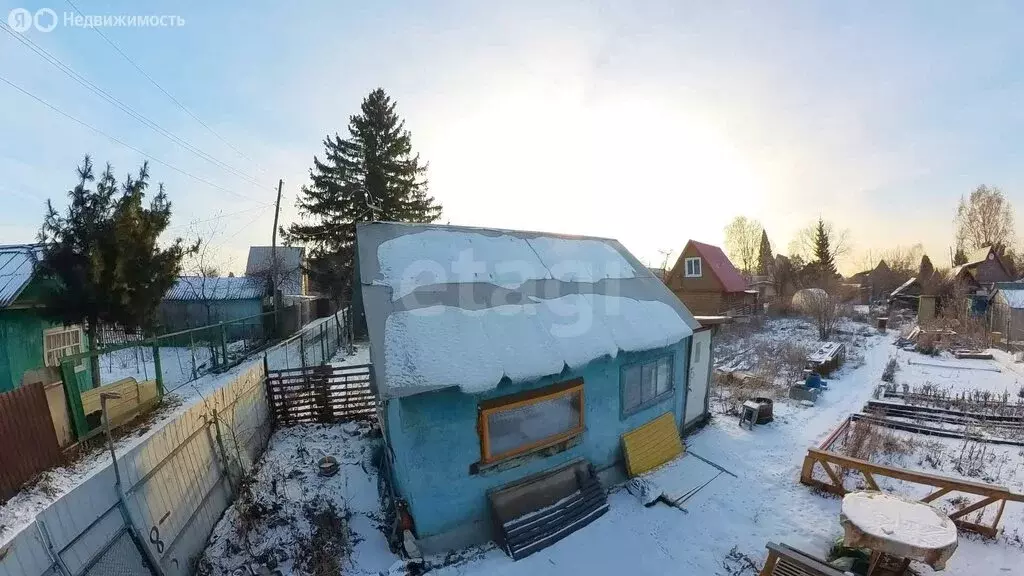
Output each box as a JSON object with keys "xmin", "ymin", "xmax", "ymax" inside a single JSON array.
[
  {"xmin": 210, "ymin": 409, "xmax": 237, "ymax": 496},
  {"xmin": 220, "ymin": 322, "xmax": 228, "ymax": 368},
  {"xmin": 320, "ymin": 322, "xmax": 327, "ymax": 363},
  {"xmin": 299, "ymin": 331, "xmax": 306, "ymax": 369},
  {"xmin": 152, "ymin": 340, "xmax": 164, "ymax": 397},
  {"xmin": 60, "ymin": 360, "xmax": 89, "ymax": 439}
]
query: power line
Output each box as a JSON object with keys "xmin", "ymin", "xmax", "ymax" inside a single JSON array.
[
  {"xmin": 0, "ymin": 72, "xmax": 271, "ymax": 204},
  {"xmin": 62, "ymin": 0, "xmax": 264, "ymax": 170},
  {"xmin": 0, "ymin": 22, "xmax": 271, "ymax": 196},
  {"xmin": 166, "ymin": 205, "xmax": 269, "ymax": 231}
]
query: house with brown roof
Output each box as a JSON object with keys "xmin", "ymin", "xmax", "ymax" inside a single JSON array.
[
  {"xmin": 953, "ymin": 246, "xmax": 1012, "ymax": 288},
  {"xmin": 664, "ymin": 240, "xmax": 755, "ymax": 316}
]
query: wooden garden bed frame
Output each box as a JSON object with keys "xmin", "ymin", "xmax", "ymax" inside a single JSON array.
[{"xmin": 801, "ymin": 417, "xmax": 1024, "ymax": 537}]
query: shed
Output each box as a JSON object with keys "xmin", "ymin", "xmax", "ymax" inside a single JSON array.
[
  {"xmin": 664, "ymin": 240, "xmax": 755, "ymax": 316},
  {"xmin": 355, "ymin": 222, "xmax": 709, "ymax": 555},
  {"xmin": 0, "ymin": 244, "xmax": 93, "ymax": 393},
  {"xmin": 159, "ymin": 276, "xmax": 265, "ymax": 340},
  {"xmin": 989, "ymin": 283, "xmax": 1024, "ymax": 344},
  {"xmin": 245, "ymin": 246, "xmax": 308, "ymax": 295}
]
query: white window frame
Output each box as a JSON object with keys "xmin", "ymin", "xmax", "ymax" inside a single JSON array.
[
  {"xmin": 684, "ymin": 257, "xmax": 702, "ymax": 277},
  {"xmin": 43, "ymin": 325, "xmax": 84, "ymax": 368}
]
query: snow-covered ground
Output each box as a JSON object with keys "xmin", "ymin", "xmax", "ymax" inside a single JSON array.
[
  {"xmin": 198, "ymin": 318, "xmax": 1024, "ymax": 575},
  {"xmin": 198, "ymin": 424, "xmax": 396, "ymax": 576},
  {"xmin": 0, "ymin": 336, "xmax": 369, "ymax": 547}
]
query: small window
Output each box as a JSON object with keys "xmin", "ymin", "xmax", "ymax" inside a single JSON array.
[
  {"xmin": 43, "ymin": 325, "xmax": 83, "ymax": 368},
  {"xmin": 622, "ymin": 356, "xmax": 673, "ymax": 416},
  {"xmin": 478, "ymin": 380, "xmax": 584, "ymax": 465},
  {"xmin": 684, "ymin": 257, "xmax": 702, "ymax": 277}
]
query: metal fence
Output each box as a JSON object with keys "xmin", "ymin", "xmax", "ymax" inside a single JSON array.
[
  {"xmin": 0, "ymin": 383, "xmax": 63, "ymax": 502},
  {"xmin": 265, "ymin": 308, "xmax": 353, "ymax": 372}
]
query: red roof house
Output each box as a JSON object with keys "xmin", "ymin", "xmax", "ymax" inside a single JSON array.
[{"xmin": 665, "ymin": 240, "xmax": 755, "ymax": 316}]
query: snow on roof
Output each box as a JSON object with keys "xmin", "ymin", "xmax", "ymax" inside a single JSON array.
[
  {"xmin": 889, "ymin": 276, "xmax": 918, "ymax": 298},
  {"xmin": 999, "ymin": 288, "xmax": 1024, "ymax": 309},
  {"xmin": 385, "ymin": 295, "xmax": 690, "ymax": 394},
  {"xmin": 165, "ymin": 276, "xmax": 264, "ymax": 301},
  {"xmin": 0, "ymin": 244, "xmax": 43, "ymax": 308},
  {"xmin": 374, "ymin": 230, "xmax": 635, "ymax": 301},
  {"xmin": 245, "ymin": 246, "xmax": 305, "ymax": 295},
  {"xmin": 357, "ymin": 222, "xmax": 700, "ymax": 399},
  {"xmin": 687, "ymin": 240, "xmax": 748, "ymax": 293}
]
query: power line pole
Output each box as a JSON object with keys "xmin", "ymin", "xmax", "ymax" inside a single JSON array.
[{"xmin": 271, "ymin": 179, "xmax": 283, "ymax": 335}]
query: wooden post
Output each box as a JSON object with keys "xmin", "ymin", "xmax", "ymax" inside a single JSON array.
[
  {"xmin": 61, "ymin": 360, "xmax": 89, "ymax": 439},
  {"xmin": 152, "ymin": 341, "xmax": 164, "ymax": 397},
  {"xmin": 320, "ymin": 322, "xmax": 326, "ymax": 363},
  {"xmin": 220, "ymin": 322, "xmax": 228, "ymax": 368}
]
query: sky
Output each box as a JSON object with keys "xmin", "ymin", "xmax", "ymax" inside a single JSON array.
[{"xmin": 2, "ymin": 1, "xmax": 1024, "ymax": 276}]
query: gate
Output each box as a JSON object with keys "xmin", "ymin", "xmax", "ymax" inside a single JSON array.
[{"xmin": 265, "ymin": 363, "xmax": 376, "ymax": 425}]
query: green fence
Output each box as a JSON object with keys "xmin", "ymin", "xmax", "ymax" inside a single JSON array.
[{"xmin": 58, "ymin": 308, "xmax": 353, "ymax": 441}]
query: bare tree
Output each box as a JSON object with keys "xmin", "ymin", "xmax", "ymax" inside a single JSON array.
[
  {"xmin": 723, "ymin": 216, "xmax": 763, "ymax": 275},
  {"xmin": 788, "ymin": 219, "xmax": 851, "ymax": 266},
  {"xmin": 955, "ymin": 185, "xmax": 1014, "ymax": 251},
  {"xmin": 794, "ymin": 286, "xmax": 843, "ymax": 340}
]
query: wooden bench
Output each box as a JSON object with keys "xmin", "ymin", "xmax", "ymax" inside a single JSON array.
[{"xmin": 759, "ymin": 542, "xmax": 850, "ymax": 576}]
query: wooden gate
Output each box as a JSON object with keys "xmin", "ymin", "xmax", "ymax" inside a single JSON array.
[
  {"xmin": 265, "ymin": 363, "xmax": 376, "ymax": 425},
  {"xmin": 0, "ymin": 382, "xmax": 63, "ymax": 501}
]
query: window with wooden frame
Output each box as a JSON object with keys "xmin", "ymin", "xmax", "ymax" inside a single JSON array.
[
  {"xmin": 43, "ymin": 325, "xmax": 83, "ymax": 368},
  {"xmin": 684, "ymin": 257, "xmax": 702, "ymax": 277},
  {"xmin": 621, "ymin": 355, "xmax": 673, "ymax": 417},
  {"xmin": 478, "ymin": 380, "xmax": 584, "ymax": 465}
]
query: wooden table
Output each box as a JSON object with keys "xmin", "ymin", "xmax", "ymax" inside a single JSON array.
[{"xmin": 840, "ymin": 491, "xmax": 958, "ymax": 574}]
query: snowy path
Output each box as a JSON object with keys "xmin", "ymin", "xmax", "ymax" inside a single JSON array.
[{"xmin": 432, "ymin": 331, "xmax": 1024, "ymax": 575}]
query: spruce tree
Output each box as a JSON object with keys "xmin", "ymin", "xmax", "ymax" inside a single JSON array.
[
  {"xmin": 953, "ymin": 244, "xmax": 968, "ymax": 266},
  {"xmin": 813, "ymin": 218, "xmax": 837, "ymax": 277},
  {"xmin": 919, "ymin": 255, "xmax": 934, "ymax": 279},
  {"xmin": 38, "ymin": 156, "xmax": 193, "ymax": 388},
  {"xmin": 757, "ymin": 230, "xmax": 774, "ymax": 276},
  {"xmin": 286, "ymin": 88, "xmax": 442, "ymax": 301}
]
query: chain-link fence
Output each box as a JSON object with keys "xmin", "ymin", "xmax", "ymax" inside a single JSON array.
[{"xmin": 265, "ymin": 308, "xmax": 353, "ymax": 371}]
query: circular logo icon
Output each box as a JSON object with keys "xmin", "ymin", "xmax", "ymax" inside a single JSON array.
[
  {"xmin": 7, "ymin": 8, "xmax": 32, "ymax": 32},
  {"xmin": 34, "ymin": 8, "xmax": 58, "ymax": 32}
]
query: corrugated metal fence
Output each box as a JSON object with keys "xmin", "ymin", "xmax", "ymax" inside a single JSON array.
[
  {"xmin": 0, "ymin": 363, "xmax": 270, "ymax": 576},
  {"xmin": 0, "ymin": 383, "xmax": 63, "ymax": 502}
]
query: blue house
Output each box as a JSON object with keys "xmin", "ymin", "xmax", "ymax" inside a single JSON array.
[{"xmin": 356, "ymin": 222, "xmax": 710, "ymax": 555}]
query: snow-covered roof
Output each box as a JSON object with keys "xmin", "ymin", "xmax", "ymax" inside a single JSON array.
[
  {"xmin": 889, "ymin": 276, "xmax": 918, "ymax": 298},
  {"xmin": 0, "ymin": 244, "xmax": 44, "ymax": 308},
  {"xmin": 357, "ymin": 222, "xmax": 700, "ymax": 399},
  {"xmin": 165, "ymin": 276, "xmax": 264, "ymax": 301},
  {"xmin": 996, "ymin": 283, "xmax": 1024, "ymax": 309},
  {"xmin": 245, "ymin": 246, "xmax": 305, "ymax": 295}
]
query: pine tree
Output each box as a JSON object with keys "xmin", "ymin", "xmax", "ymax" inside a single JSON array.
[
  {"xmin": 286, "ymin": 88, "xmax": 442, "ymax": 301},
  {"xmin": 757, "ymin": 230, "xmax": 774, "ymax": 276},
  {"xmin": 953, "ymin": 244, "xmax": 968, "ymax": 266},
  {"xmin": 919, "ymin": 255, "xmax": 934, "ymax": 279},
  {"xmin": 812, "ymin": 218, "xmax": 837, "ymax": 277},
  {"xmin": 38, "ymin": 156, "xmax": 193, "ymax": 388}
]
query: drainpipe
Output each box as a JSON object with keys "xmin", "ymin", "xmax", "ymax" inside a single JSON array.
[{"xmin": 101, "ymin": 393, "xmax": 167, "ymax": 576}]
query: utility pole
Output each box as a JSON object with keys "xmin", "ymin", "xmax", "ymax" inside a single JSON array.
[{"xmin": 271, "ymin": 179, "xmax": 283, "ymax": 335}]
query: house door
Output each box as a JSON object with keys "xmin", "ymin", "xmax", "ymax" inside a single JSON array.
[{"xmin": 685, "ymin": 329, "xmax": 712, "ymax": 428}]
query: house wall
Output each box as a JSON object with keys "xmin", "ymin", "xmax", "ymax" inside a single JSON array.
[
  {"xmin": 973, "ymin": 256, "xmax": 1012, "ymax": 285},
  {"xmin": 665, "ymin": 244, "xmax": 753, "ymax": 315},
  {"xmin": 158, "ymin": 298, "xmax": 263, "ymax": 340},
  {"xmin": 665, "ymin": 243, "xmax": 723, "ymax": 294},
  {"xmin": 383, "ymin": 340, "xmax": 690, "ymax": 546},
  {"xmin": 0, "ymin": 309, "xmax": 66, "ymax": 393}
]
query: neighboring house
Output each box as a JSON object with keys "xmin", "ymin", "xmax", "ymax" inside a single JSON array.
[
  {"xmin": 245, "ymin": 246, "xmax": 308, "ymax": 296},
  {"xmin": 749, "ymin": 274, "xmax": 776, "ymax": 304},
  {"xmin": 849, "ymin": 260, "xmax": 898, "ymax": 302},
  {"xmin": 160, "ymin": 276, "xmax": 265, "ymax": 339},
  {"xmin": 664, "ymin": 240, "xmax": 755, "ymax": 316},
  {"xmin": 0, "ymin": 244, "xmax": 92, "ymax": 393},
  {"xmin": 647, "ymin": 266, "xmax": 667, "ymax": 281},
  {"xmin": 355, "ymin": 222, "xmax": 710, "ymax": 554},
  {"xmin": 953, "ymin": 246, "xmax": 1012, "ymax": 288}
]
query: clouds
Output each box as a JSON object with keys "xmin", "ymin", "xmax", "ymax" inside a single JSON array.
[{"xmin": 3, "ymin": 1, "xmax": 1024, "ymax": 274}]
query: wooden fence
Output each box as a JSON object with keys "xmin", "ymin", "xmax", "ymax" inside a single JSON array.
[
  {"xmin": 0, "ymin": 382, "xmax": 63, "ymax": 502},
  {"xmin": 265, "ymin": 363, "xmax": 376, "ymax": 425},
  {"xmin": 800, "ymin": 447, "xmax": 1024, "ymax": 537}
]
